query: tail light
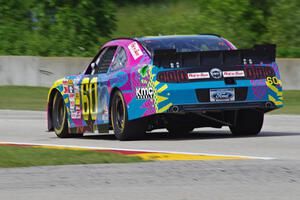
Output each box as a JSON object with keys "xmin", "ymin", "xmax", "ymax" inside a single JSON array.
[
  {"xmin": 157, "ymin": 70, "xmax": 188, "ymax": 83},
  {"xmin": 244, "ymin": 66, "xmax": 275, "ymax": 79}
]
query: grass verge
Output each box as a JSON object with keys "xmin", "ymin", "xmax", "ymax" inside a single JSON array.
[
  {"xmin": 0, "ymin": 145, "xmax": 144, "ymax": 168},
  {"xmin": 270, "ymin": 90, "xmax": 300, "ymax": 115},
  {"xmin": 0, "ymin": 86, "xmax": 49, "ymax": 111},
  {"xmin": 0, "ymin": 86, "xmax": 299, "ymax": 114}
]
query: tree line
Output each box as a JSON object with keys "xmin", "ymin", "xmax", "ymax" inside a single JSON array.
[{"xmin": 0, "ymin": 0, "xmax": 299, "ymax": 57}]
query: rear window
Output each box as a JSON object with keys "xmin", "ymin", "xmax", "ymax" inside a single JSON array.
[{"xmin": 140, "ymin": 36, "xmax": 231, "ymax": 53}]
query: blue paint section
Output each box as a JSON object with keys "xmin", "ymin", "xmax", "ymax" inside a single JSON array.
[{"xmin": 127, "ymin": 98, "xmax": 147, "ymax": 120}]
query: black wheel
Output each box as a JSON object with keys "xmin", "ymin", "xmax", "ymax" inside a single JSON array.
[
  {"xmin": 52, "ymin": 92, "xmax": 69, "ymax": 138},
  {"xmin": 230, "ymin": 109, "xmax": 264, "ymax": 136},
  {"xmin": 167, "ymin": 125, "xmax": 194, "ymax": 135},
  {"xmin": 52, "ymin": 92, "xmax": 83, "ymax": 138},
  {"xmin": 111, "ymin": 90, "xmax": 147, "ymax": 141}
]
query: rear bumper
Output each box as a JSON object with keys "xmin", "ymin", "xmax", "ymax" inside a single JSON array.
[{"xmin": 168, "ymin": 101, "xmax": 276, "ymax": 113}]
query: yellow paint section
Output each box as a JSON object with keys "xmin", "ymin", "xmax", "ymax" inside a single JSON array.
[
  {"xmin": 268, "ymin": 95, "xmax": 283, "ymax": 106},
  {"xmin": 32, "ymin": 145, "xmax": 89, "ymax": 151},
  {"xmin": 157, "ymin": 84, "xmax": 168, "ymax": 93},
  {"xmin": 154, "ymin": 80, "xmax": 160, "ymax": 87},
  {"xmin": 266, "ymin": 82, "xmax": 283, "ymax": 96},
  {"xmin": 156, "ymin": 95, "xmax": 168, "ymax": 104},
  {"xmin": 47, "ymin": 78, "xmax": 64, "ymax": 100},
  {"xmin": 158, "ymin": 103, "xmax": 173, "ymax": 113},
  {"xmin": 129, "ymin": 153, "xmax": 249, "ymax": 161}
]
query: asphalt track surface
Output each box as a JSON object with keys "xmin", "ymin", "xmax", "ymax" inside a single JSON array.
[{"xmin": 0, "ymin": 110, "xmax": 300, "ymax": 200}]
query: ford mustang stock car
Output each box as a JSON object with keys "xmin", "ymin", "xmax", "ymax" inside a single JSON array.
[{"xmin": 47, "ymin": 35, "xmax": 283, "ymax": 140}]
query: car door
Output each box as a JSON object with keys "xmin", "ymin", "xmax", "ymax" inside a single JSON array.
[{"xmin": 79, "ymin": 46, "xmax": 117, "ymax": 131}]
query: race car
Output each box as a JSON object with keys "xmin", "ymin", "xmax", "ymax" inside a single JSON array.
[{"xmin": 47, "ymin": 35, "xmax": 283, "ymax": 140}]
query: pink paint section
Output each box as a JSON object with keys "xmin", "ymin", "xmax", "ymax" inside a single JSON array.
[
  {"xmin": 223, "ymin": 38, "xmax": 237, "ymax": 50},
  {"xmin": 103, "ymin": 39, "xmax": 150, "ymax": 67},
  {"xmin": 272, "ymin": 62, "xmax": 280, "ymax": 77},
  {"xmin": 123, "ymin": 93, "xmax": 135, "ymax": 104},
  {"xmin": 141, "ymin": 99, "xmax": 156, "ymax": 116}
]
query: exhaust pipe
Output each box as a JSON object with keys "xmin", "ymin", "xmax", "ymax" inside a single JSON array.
[
  {"xmin": 171, "ymin": 106, "xmax": 179, "ymax": 113},
  {"xmin": 265, "ymin": 102, "xmax": 272, "ymax": 109}
]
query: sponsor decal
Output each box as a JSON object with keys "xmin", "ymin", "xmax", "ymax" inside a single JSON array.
[
  {"xmin": 187, "ymin": 72, "xmax": 210, "ymax": 79},
  {"xmin": 69, "ymin": 93, "xmax": 75, "ymax": 99},
  {"xmin": 70, "ymin": 101, "xmax": 75, "ymax": 111},
  {"xmin": 63, "ymin": 86, "xmax": 69, "ymax": 93},
  {"xmin": 223, "ymin": 70, "xmax": 245, "ymax": 78},
  {"xmin": 210, "ymin": 68, "xmax": 222, "ymax": 79},
  {"xmin": 210, "ymin": 88, "xmax": 235, "ymax": 102},
  {"xmin": 102, "ymin": 105, "xmax": 109, "ymax": 121},
  {"xmin": 71, "ymin": 111, "xmax": 82, "ymax": 119},
  {"xmin": 74, "ymin": 85, "xmax": 79, "ymax": 91},
  {"xmin": 69, "ymin": 93, "xmax": 75, "ymax": 111},
  {"xmin": 68, "ymin": 85, "xmax": 74, "ymax": 93},
  {"xmin": 75, "ymin": 105, "xmax": 81, "ymax": 111},
  {"xmin": 75, "ymin": 92, "xmax": 80, "ymax": 105},
  {"xmin": 74, "ymin": 78, "xmax": 80, "ymax": 85},
  {"xmin": 128, "ymin": 42, "xmax": 143, "ymax": 60},
  {"xmin": 136, "ymin": 87, "xmax": 154, "ymax": 99},
  {"xmin": 103, "ymin": 105, "xmax": 109, "ymax": 115},
  {"xmin": 62, "ymin": 79, "xmax": 68, "ymax": 85}
]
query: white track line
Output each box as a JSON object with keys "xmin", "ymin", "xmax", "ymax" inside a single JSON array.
[{"xmin": 0, "ymin": 141, "xmax": 275, "ymax": 160}]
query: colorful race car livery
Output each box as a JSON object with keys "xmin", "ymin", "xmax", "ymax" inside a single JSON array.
[{"xmin": 47, "ymin": 35, "xmax": 283, "ymax": 140}]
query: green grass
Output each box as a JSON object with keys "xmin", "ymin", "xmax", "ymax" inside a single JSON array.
[
  {"xmin": 0, "ymin": 146, "xmax": 144, "ymax": 168},
  {"xmin": 0, "ymin": 86, "xmax": 299, "ymax": 114},
  {"xmin": 270, "ymin": 90, "xmax": 300, "ymax": 115},
  {"xmin": 0, "ymin": 86, "xmax": 49, "ymax": 110}
]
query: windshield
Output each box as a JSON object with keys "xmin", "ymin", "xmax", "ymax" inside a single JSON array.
[{"xmin": 139, "ymin": 36, "xmax": 231, "ymax": 53}]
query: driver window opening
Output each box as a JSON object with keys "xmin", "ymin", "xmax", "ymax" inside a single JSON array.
[{"xmin": 94, "ymin": 46, "xmax": 117, "ymax": 74}]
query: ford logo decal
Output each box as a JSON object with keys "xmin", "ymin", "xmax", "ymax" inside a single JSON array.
[
  {"xmin": 212, "ymin": 91, "xmax": 233, "ymax": 100},
  {"xmin": 210, "ymin": 68, "xmax": 222, "ymax": 79}
]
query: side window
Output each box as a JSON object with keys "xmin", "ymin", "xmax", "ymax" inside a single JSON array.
[
  {"xmin": 93, "ymin": 46, "xmax": 117, "ymax": 74},
  {"xmin": 110, "ymin": 47, "xmax": 127, "ymax": 72}
]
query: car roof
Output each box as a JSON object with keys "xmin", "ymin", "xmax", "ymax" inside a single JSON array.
[
  {"xmin": 108, "ymin": 34, "xmax": 222, "ymax": 43},
  {"xmin": 137, "ymin": 34, "xmax": 222, "ymax": 41}
]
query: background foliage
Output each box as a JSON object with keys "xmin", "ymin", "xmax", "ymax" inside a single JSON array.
[{"xmin": 0, "ymin": 0, "xmax": 299, "ymax": 57}]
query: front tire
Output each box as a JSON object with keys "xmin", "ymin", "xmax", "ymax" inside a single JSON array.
[
  {"xmin": 230, "ymin": 109, "xmax": 264, "ymax": 136},
  {"xmin": 111, "ymin": 90, "xmax": 147, "ymax": 141},
  {"xmin": 52, "ymin": 92, "xmax": 69, "ymax": 138},
  {"xmin": 52, "ymin": 92, "xmax": 83, "ymax": 138}
]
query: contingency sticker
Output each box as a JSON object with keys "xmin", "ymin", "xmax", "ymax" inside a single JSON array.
[
  {"xmin": 188, "ymin": 72, "xmax": 210, "ymax": 79},
  {"xmin": 71, "ymin": 111, "xmax": 82, "ymax": 119},
  {"xmin": 128, "ymin": 42, "xmax": 143, "ymax": 60},
  {"xmin": 223, "ymin": 70, "xmax": 245, "ymax": 78}
]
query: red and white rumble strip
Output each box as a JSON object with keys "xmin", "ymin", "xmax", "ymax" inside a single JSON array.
[{"xmin": 0, "ymin": 141, "xmax": 275, "ymax": 161}]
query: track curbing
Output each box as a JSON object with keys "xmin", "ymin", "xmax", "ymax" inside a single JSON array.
[{"xmin": 0, "ymin": 141, "xmax": 275, "ymax": 161}]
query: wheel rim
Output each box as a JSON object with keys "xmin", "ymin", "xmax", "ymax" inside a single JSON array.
[{"xmin": 115, "ymin": 95, "xmax": 125, "ymax": 131}]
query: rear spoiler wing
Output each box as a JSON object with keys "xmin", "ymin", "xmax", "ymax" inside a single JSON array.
[{"xmin": 152, "ymin": 44, "xmax": 276, "ymax": 68}]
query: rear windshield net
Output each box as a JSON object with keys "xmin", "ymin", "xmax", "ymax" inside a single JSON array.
[{"xmin": 140, "ymin": 36, "xmax": 231, "ymax": 53}]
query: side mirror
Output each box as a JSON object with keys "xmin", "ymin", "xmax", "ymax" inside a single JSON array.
[
  {"xmin": 91, "ymin": 62, "xmax": 98, "ymax": 74},
  {"xmin": 91, "ymin": 62, "xmax": 97, "ymax": 69}
]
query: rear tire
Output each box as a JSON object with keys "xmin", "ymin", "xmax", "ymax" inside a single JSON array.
[
  {"xmin": 230, "ymin": 109, "xmax": 264, "ymax": 136},
  {"xmin": 111, "ymin": 90, "xmax": 147, "ymax": 141}
]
